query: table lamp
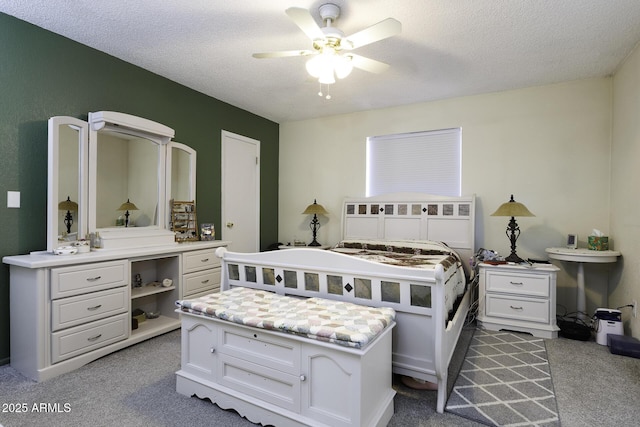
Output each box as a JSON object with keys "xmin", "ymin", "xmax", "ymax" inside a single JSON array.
[
  {"xmin": 490, "ymin": 194, "xmax": 534, "ymax": 263},
  {"xmin": 302, "ymin": 199, "xmax": 329, "ymax": 246},
  {"xmin": 58, "ymin": 196, "xmax": 78, "ymax": 234},
  {"xmin": 117, "ymin": 198, "xmax": 139, "ymax": 227}
]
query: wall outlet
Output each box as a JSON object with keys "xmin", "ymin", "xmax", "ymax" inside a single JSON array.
[{"xmin": 633, "ymin": 300, "xmax": 637, "ymax": 318}]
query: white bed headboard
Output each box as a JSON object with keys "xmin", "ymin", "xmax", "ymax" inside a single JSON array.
[{"xmin": 341, "ymin": 192, "xmax": 476, "ymax": 264}]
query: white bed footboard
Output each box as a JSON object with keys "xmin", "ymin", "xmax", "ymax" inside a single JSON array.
[{"xmin": 215, "ymin": 246, "xmax": 470, "ymax": 413}]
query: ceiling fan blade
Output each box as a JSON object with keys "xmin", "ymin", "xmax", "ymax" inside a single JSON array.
[
  {"xmin": 344, "ymin": 18, "xmax": 401, "ymax": 50},
  {"xmin": 348, "ymin": 54, "xmax": 390, "ymax": 74},
  {"xmin": 285, "ymin": 7, "xmax": 325, "ymax": 41},
  {"xmin": 253, "ymin": 50, "xmax": 315, "ymax": 59}
]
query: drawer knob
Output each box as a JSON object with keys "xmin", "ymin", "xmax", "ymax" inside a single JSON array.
[
  {"xmin": 510, "ymin": 305, "xmax": 524, "ymax": 310},
  {"xmin": 201, "ymin": 279, "xmax": 210, "ymax": 284},
  {"xmin": 201, "ymin": 258, "xmax": 209, "ymax": 262},
  {"xmin": 86, "ymin": 276, "xmax": 102, "ymax": 282},
  {"xmin": 87, "ymin": 304, "xmax": 102, "ymax": 311},
  {"xmin": 87, "ymin": 334, "xmax": 102, "ymax": 342},
  {"xmin": 509, "ymin": 281, "xmax": 524, "ymax": 286},
  {"xmin": 300, "ymin": 375, "xmax": 306, "ymax": 382}
]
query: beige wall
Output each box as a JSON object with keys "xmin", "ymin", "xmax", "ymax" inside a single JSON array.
[
  {"xmin": 279, "ymin": 78, "xmax": 615, "ymax": 318},
  {"xmin": 611, "ymin": 43, "xmax": 640, "ymax": 337}
]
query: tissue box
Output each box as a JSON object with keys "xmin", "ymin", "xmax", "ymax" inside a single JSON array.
[{"xmin": 588, "ymin": 236, "xmax": 609, "ymax": 251}]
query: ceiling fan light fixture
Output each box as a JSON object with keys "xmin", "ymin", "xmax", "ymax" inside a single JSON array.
[
  {"xmin": 318, "ymin": 66, "xmax": 336, "ymax": 84},
  {"xmin": 334, "ymin": 55, "xmax": 353, "ymax": 79},
  {"xmin": 305, "ymin": 55, "xmax": 323, "ymax": 78},
  {"xmin": 306, "ymin": 52, "xmax": 337, "ymax": 84},
  {"xmin": 306, "ymin": 50, "xmax": 351, "ymax": 84}
]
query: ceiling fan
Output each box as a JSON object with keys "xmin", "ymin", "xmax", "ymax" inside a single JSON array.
[{"xmin": 253, "ymin": 3, "xmax": 401, "ymax": 97}]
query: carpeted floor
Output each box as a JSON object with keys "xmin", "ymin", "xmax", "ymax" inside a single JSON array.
[
  {"xmin": 446, "ymin": 329, "xmax": 559, "ymax": 426},
  {"xmin": 2, "ymin": 325, "xmax": 639, "ymax": 426}
]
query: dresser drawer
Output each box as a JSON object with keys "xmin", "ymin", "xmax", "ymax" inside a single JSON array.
[
  {"xmin": 485, "ymin": 271, "xmax": 550, "ymax": 298},
  {"xmin": 51, "ymin": 313, "xmax": 129, "ymax": 364},
  {"xmin": 183, "ymin": 269, "xmax": 220, "ymax": 297},
  {"xmin": 183, "ymin": 249, "xmax": 219, "ymax": 274},
  {"xmin": 485, "ymin": 294, "xmax": 550, "ymax": 324},
  {"xmin": 51, "ymin": 260, "xmax": 128, "ymax": 299},
  {"xmin": 51, "ymin": 287, "xmax": 128, "ymax": 331}
]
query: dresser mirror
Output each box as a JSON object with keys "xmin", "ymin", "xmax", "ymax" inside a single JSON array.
[
  {"xmin": 47, "ymin": 111, "xmax": 196, "ymax": 252},
  {"xmin": 168, "ymin": 142, "xmax": 197, "ymax": 201},
  {"xmin": 47, "ymin": 116, "xmax": 89, "ymax": 253},
  {"xmin": 92, "ymin": 130, "xmax": 161, "ymax": 229}
]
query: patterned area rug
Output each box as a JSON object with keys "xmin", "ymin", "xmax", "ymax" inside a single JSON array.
[{"xmin": 445, "ymin": 328, "xmax": 560, "ymax": 426}]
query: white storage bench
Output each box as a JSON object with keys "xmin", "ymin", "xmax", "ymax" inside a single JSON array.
[{"xmin": 175, "ymin": 287, "xmax": 396, "ymax": 427}]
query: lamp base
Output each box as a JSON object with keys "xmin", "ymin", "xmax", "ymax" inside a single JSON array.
[
  {"xmin": 505, "ymin": 253, "xmax": 525, "ymax": 263},
  {"xmin": 308, "ymin": 241, "xmax": 321, "ymax": 247}
]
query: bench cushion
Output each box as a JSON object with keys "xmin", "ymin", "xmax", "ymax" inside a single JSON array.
[{"xmin": 176, "ymin": 287, "xmax": 395, "ymax": 349}]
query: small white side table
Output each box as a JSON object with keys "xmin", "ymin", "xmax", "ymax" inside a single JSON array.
[{"xmin": 545, "ymin": 247, "xmax": 621, "ymax": 316}]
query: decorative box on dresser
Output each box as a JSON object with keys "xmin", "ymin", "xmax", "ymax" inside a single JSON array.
[
  {"xmin": 3, "ymin": 240, "xmax": 228, "ymax": 382},
  {"xmin": 477, "ymin": 263, "xmax": 560, "ymax": 338}
]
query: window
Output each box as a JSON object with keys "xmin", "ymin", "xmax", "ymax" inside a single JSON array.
[{"xmin": 366, "ymin": 128, "xmax": 461, "ymax": 197}]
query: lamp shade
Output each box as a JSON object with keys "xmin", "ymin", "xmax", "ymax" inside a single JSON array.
[
  {"xmin": 305, "ymin": 51, "xmax": 352, "ymax": 85},
  {"xmin": 58, "ymin": 196, "xmax": 78, "ymax": 211},
  {"xmin": 490, "ymin": 195, "xmax": 534, "ymax": 217},
  {"xmin": 302, "ymin": 200, "xmax": 329, "ymax": 216},
  {"xmin": 117, "ymin": 199, "xmax": 139, "ymax": 211}
]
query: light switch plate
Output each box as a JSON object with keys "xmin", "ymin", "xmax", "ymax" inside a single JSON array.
[{"xmin": 7, "ymin": 191, "xmax": 20, "ymax": 208}]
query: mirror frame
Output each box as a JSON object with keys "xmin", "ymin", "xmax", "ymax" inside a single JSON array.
[
  {"xmin": 47, "ymin": 111, "xmax": 198, "ymax": 252},
  {"xmin": 87, "ymin": 111, "xmax": 175, "ymax": 246},
  {"xmin": 47, "ymin": 116, "xmax": 89, "ymax": 253},
  {"xmin": 166, "ymin": 142, "xmax": 196, "ymax": 200}
]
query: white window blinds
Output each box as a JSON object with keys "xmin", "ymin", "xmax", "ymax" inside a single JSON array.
[{"xmin": 366, "ymin": 128, "xmax": 461, "ymax": 197}]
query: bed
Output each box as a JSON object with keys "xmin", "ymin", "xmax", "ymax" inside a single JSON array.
[{"xmin": 214, "ymin": 192, "xmax": 476, "ymax": 413}]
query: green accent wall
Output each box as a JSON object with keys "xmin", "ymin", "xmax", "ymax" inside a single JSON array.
[{"xmin": 0, "ymin": 13, "xmax": 279, "ymax": 364}]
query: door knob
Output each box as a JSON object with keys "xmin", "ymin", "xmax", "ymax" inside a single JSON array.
[{"xmin": 226, "ymin": 222, "xmax": 234, "ymax": 228}]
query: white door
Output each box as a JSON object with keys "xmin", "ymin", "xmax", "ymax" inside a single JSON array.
[{"xmin": 221, "ymin": 131, "xmax": 260, "ymax": 252}]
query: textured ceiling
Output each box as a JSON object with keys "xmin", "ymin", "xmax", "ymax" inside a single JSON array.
[{"xmin": 2, "ymin": 1, "xmax": 640, "ymax": 123}]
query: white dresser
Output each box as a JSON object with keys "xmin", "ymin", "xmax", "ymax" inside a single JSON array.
[
  {"xmin": 3, "ymin": 240, "xmax": 228, "ymax": 381},
  {"xmin": 477, "ymin": 263, "xmax": 560, "ymax": 338}
]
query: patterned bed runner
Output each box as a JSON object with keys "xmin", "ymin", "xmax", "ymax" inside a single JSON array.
[{"xmin": 176, "ymin": 287, "xmax": 395, "ymax": 349}]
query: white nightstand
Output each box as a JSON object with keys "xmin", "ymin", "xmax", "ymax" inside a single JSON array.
[{"xmin": 477, "ymin": 263, "xmax": 560, "ymax": 339}]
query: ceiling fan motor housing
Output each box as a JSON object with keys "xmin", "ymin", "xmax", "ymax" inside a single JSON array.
[{"xmin": 318, "ymin": 3, "xmax": 340, "ymax": 22}]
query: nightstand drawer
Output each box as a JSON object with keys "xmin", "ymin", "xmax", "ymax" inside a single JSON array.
[
  {"xmin": 485, "ymin": 294, "xmax": 549, "ymax": 324},
  {"xmin": 485, "ymin": 271, "xmax": 550, "ymax": 298},
  {"xmin": 52, "ymin": 287, "xmax": 128, "ymax": 331},
  {"xmin": 183, "ymin": 249, "xmax": 219, "ymax": 273}
]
